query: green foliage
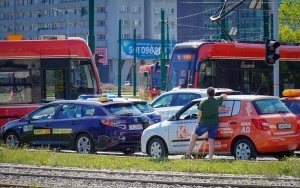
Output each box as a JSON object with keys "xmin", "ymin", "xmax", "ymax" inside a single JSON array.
[
  {"xmin": 279, "ymin": 0, "xmax": 300, "ymax": 42},
  {"xmin": 0, "ymin": 148, "xmax": 300, "ymax": 177}
]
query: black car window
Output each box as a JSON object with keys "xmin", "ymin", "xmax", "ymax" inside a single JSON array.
[
  {"xmin": 173, "ymin": 93, "xmax": 195, "ymax": 106},
  {"xmin": 179, "ymin": 102, "xmax": 199, "ymax": 120},
  {"xmin": 191, "ymin": 94, "xmax": 202, "ymax": 100},
  {"xmin": 104, "ymin": 103, "xmax": 142, "ymax": 116},
  {"xmin": 151, "ymin": 94, "xmax": 173, "ymax": 108},
  {"xmin": 31, "ymin": 104, "xmax": 59, "ymax": 121},
  {"xmin": 133, "ymin": 102, "xmax": 154, "ymax": 113},
  {"xmin": 58, "ymin": 104, "xmax": 82, "ymax": 119}
]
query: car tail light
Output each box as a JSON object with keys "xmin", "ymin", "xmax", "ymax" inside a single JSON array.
[
  {"xmin": 296, "ymin": 116, "xmax": 300, "ymax": 133},
  {"xmin": 251, "ymin": 117, "xmax": 270, "ymax": 131},
  {"xmin": 101, "ymin": 119, "xmax": 116, "ymax": 127}
]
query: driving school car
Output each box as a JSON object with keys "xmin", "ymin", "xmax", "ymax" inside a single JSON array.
[
  {"xmin": 142, "ymin": 95, "xmax": 299, "ymax": 160},
  {"xmin": 82, "ymin": 95, "xmax": 161, "ymax": 125},
  {"xmin": 1, "ymin": 98, "xmax": 150, "ymax": 155}
]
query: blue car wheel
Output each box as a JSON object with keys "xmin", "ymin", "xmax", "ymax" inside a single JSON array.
[{"xmin": 76, "ymin": 133, "xmax": 95, "ymax": 154}]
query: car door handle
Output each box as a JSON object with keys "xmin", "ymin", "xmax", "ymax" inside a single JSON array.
[
  {"xmin": 229, "ymin": 121, "xmax": 237, "ymax": 125},
  {"xmin": 71, "ymin": 121, "xmax": 77, "ymax": 125}
]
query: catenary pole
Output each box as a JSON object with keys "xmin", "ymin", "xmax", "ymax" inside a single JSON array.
[
  {"xmin": 273, "ymin": 0, "xmax": 279, "ymax": 97},
  {"xmin": 133, "ymin": 29, "xmax": 137, "ymax": 96},
  {"xmin": 118, "ymin": 20, "xmax": 122, "ymax": 97},
  {"xmin": 160, "ymin": 9, "xmax": 166, "ymax": 92}
]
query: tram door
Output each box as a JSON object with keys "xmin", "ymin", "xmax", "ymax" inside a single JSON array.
[{"xmin": 241, "ymin": 70, "xmax": 272, "ymax": 95}]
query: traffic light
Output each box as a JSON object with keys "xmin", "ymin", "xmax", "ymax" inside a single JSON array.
[{"xmin": 265, "ymin": 39, "xmax": 280, "ymax": 65}]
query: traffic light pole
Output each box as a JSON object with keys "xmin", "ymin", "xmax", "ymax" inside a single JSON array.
[
  {"xmin": 160, "ymin": 10, "xmax": 166, "ymax": 92},
  {"xmin": 273, "ymin": 0, "xmax": 279, "ymax": 97}
]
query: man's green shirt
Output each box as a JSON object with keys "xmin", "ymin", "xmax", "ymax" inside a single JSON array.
[{"xmin": 198, "ymin": 96, "xmax": 223, "ymax": 125}]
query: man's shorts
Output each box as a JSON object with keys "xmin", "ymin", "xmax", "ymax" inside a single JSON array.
[{"xmin": 194, "ymin": 123, "xmax": 218, "ymax": 139}]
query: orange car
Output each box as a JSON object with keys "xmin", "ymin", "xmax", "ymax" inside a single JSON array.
[
  {"xmin": 281, "ymin": 89, "xmax": 300, "ymax": 150},
  {"xmin": 142, "ymin": 95, "xmax": 299, "ymax": 160}
]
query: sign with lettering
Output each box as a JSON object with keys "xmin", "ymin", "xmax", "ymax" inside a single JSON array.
[{"xmin": 121, "ymin": 39, "xmax": 176, "ymax": 59}]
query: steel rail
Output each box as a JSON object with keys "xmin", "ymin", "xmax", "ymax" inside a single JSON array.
[{"xmin": 0, "ymin": 164, "xmax": 299, "ymax": 188}]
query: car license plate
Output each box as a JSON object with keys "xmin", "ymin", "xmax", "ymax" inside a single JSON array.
[
  {"xmin": 277, "ymin": 123, "xmax": 291, "ymax": 130},
  {"xmin": 129, "ymin": 124, "xmax": 143, "ymax": 130}
]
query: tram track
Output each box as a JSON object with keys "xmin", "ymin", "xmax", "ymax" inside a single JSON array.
[{"xmin": 0, "ymin": 164, "xmax": 300, "ymax": 188}]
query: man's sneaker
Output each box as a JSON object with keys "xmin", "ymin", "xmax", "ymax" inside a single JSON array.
[{"xmin": 181, "ymin": 154, "xmax": 191, "ymax": 159}]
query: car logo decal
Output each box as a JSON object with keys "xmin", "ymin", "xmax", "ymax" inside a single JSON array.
[
  {"xmin": 284, "ymin": 118, "xmax": 288, "ymax": 123},
  {"xmin": 134, "ymin": 118, "xmax": 138, "ymax": 123}
]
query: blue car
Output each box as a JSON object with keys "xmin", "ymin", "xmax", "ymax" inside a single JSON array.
[
  {"xmin": 111, "ymin": 98, "xmax": 161, "ymax": 125},
  {"xmin": 0, "ymin": 98, "xmax": 150, "ymax": 155}
]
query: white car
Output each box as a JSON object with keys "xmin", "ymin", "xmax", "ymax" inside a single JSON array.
[
  {"xmin": 150, "ymin": 88, "xmax": 241, "ymax": 121},
  {"xmin": 142, "ymin": 95, "xmax": 299, "ymax": 160}
]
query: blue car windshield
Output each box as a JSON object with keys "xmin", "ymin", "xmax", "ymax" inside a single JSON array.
[{"xmin": 104, "ymin": 103, "xmax": 143, "ymax": 116}]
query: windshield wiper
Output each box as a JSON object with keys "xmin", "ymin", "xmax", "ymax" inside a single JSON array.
[
  {"xmin": 278, "ymin": 110, "xmax": 289, "ymax": 114},
  {"xmin": 118, "ymin": 113, "xmax": 133, "ymax": 117}
]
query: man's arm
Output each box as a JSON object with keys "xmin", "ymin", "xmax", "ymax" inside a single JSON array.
[{"xmin": 197, "ymin": 110, "xmax": 202, "ymax": 124}]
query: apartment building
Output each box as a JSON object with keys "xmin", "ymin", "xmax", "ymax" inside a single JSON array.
[{"xmin": 0, "ymin": 0, "xmax": 177, "ymax": 84}]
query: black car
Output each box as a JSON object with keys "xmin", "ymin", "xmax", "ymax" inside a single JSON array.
[{"xmin": 0, "ymin": 98, "xmax": 150, "ymax": 155}]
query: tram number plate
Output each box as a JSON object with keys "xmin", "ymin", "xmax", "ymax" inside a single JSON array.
[
  {"xmin": 277, "ymin": 123, "xmax": 291, "ymax": 130},
  {"xmin": 129, "ymin": 124, "xmax": 143, "ymax": 130}
]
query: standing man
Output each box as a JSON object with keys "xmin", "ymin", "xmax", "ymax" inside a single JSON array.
[{"xmin": 182, "ymin": 87, "xmax": 227, "ymax": 159}]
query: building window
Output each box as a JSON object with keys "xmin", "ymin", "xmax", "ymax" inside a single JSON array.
[
  {"xmin": 131, "ymin": 6, "xmax": 141, "ymax": 13},
  {"xmin": 43, "ymin": 10, "xmax": 50, "ymax": 17},
  {"xmin": 121, "ymin": 19, "xmax": 130, "ymax": 26},
  {"xmin": 154, "ymin": 8, "xmax": 160, "ymax": 14},
  {"xmin": 97, "ymin": 6, "xmax": 106, "ymax": 13},
  {"xmin": 96, "ymin": 34, "xmax": 106, "ymax": 41},
  {"xmin": 97, "ymin": 20, "xmax": 106, "ymax": 27},
  {"xmin": 120, "ymin": 6, "xmax": 129, "ymax": 12},
  {"xmin": 165, "ymin": 8, "xmax": 174, "ymax": 14},
  {"xmin": 122, "ymin": 33, "xmax": 130, "ymax": 39},
  {"xmin": 132, "ymin": 20, "xmax": 141, "ymax": 26}
]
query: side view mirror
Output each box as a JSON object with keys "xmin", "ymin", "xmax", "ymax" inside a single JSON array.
[
  {"xmin": 170, "ymin": 114, "xmax": 179, "ymax": 121},
  {"xmin": 25, "ymin": 116, "xmax": 31, "ymax": 123}
]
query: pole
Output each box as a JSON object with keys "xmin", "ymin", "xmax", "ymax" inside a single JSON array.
[
  {"xmin": 273, "ymin": 0, "xmax": 279, "ymax": 97},
  {"xmin": 263, "ymin": 0, "xmax": 269, "ymax": 39},
  {"xmin": 133, "ymin": 29, "xmax": 137, "ymax": 96},
  {"xmin": 220, "ymin": 0, "xmax": 227, "ymax": 40},
  {"xmin": 88, "ymin": 0, "xmax": 95, "ymax": 54},
  {"xmin": 118, "ymin": 19, "xmax": 122, "ymax": 97},
  {"xmin": 51, "ymin": 8, "xmax": 69, "ymax": 37},
  {"xmin": 67, "ymin": 14, "xmax": 69, "ymax": 37},
  {"xmin": 160, "ymin": 9, "xmax": 166, "ymax": 92},
  {"xmin": 166, "ymin": 17, "xmax": 170, "ymax": 60}
]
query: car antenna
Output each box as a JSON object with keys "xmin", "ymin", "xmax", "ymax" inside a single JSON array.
[{"xmin": 255, "ymin": 81, "xmax": 263, "ymax": 95}]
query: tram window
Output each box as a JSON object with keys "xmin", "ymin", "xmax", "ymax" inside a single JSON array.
[
  {"xmin": 44, "ymin": 69, "xmax": 66, "ymax": 100},
  {"xmin": 71, "ymin": 60, "xmax": 97, "ymax": 94}
]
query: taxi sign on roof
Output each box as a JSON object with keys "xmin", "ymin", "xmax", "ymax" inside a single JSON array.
[
  {"xmin": 6, "ymin": 34, "xmax": 24, "ymax": 40},
  {"xmin": 282, "ymin": 89, "xmax": 300, "ymax": 97}
]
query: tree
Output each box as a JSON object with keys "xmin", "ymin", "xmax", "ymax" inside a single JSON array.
[{"xmin": 279, "ymin": 0, "xmax": 300, "ymax": 42}]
